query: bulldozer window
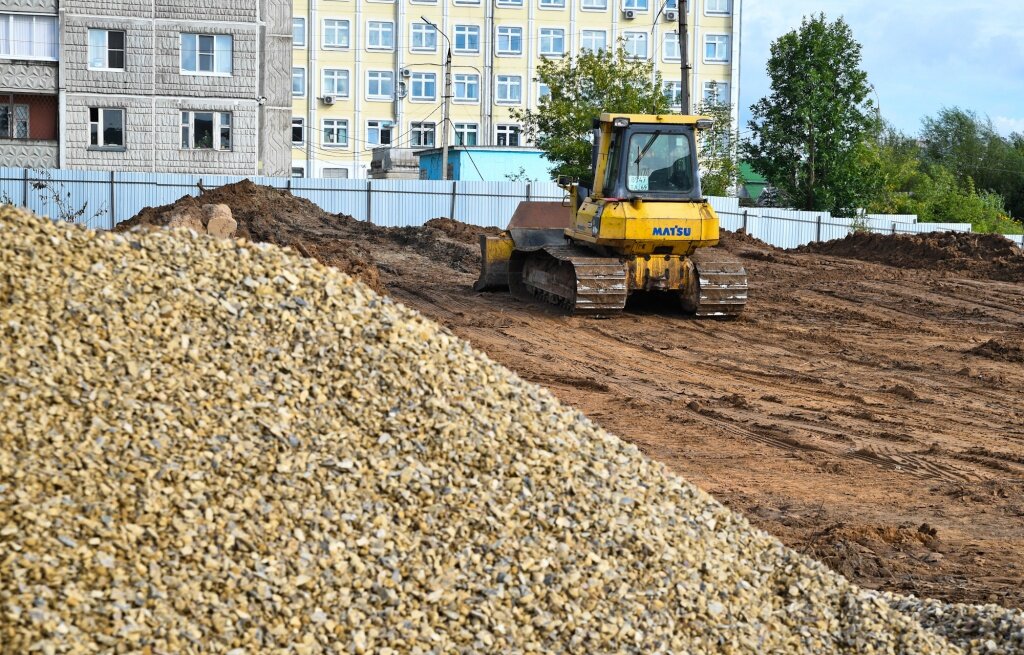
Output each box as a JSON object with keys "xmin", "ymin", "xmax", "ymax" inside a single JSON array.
[
  {"xmin": 627, "ymin": 133, "xmax": 693, "ymax": 193},
  {"xmin": 603, "ymin": 131, "xmax": 622, "ymax": 196}
]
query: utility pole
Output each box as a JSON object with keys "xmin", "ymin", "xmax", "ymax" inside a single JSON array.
[
  {"xmin": 441, "ymin": 46, "xmax": 452, "ymax": 181},
  {"xmin": 678, "ymin": 0, "xmax": 690, "ymax": 114}
]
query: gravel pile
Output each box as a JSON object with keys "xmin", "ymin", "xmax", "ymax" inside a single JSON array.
[{"xmin": 0, "ymin": 207, "xmax": 1006, "ymax": 653}]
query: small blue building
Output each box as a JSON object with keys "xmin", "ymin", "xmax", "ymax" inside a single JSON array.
[{"xmin": 416, "ymin": 146, "xmax": 555, "ymax": 182}]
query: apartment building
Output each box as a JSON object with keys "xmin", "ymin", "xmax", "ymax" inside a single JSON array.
[
  {"xmin": 0, "ymin": 0, "xmax": 293, "ymax": 175},
  {"xmin": 291, "ymin": 0, "xmax": 741, "ymax": 179}
]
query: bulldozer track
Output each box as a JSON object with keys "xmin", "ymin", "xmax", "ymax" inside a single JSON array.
[
  {"xmin": 511, "ymin": 246, "xmax": 629, "ymax": 317},
  {"xmin": 691, "ymin": 250, "xmax": 749, "ymax": 319}
]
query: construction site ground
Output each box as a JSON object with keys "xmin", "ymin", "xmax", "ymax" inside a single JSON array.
[{"xmin": 123, "ymin": 182, "xmax": 1024, "ymax": 609}]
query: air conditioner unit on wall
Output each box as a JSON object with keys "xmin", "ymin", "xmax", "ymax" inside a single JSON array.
[
  {"xmin": 623, "ymin": 8, "xmax": 636, "ymax": 19},
  {"xmin": 321, "ymin": 95, "xmax": 335, "ymax": 105},
  {"xmin": 664, "ymin": 9, "xmax": 677, "ymax": 20},
  {"xmin": 400, "ymin": 67, "xmax": 412, "ymax": 77}
]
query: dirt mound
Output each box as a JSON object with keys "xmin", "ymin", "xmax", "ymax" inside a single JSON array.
[
  {"xmin": 117, "ymin": 181, "xmax": 505, "ymax": 291},
  {"xmin": 796, "ymin": 231, "xmax": 1024, "ymax": 281},
  {"xmin": 969, "ymin": 337, "xmax": 1024, "ymax": 363}
]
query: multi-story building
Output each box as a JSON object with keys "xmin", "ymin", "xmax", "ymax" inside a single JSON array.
[
  {"xmin": 0, "ymin": 0, "xmax": 293, "ymax": 175},
  {"xmin": 291, "ymin": 0, "xmax": 741, "ymax": 179}
]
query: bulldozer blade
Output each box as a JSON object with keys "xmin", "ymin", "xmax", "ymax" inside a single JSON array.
[
  {"xmin": 507, "ymin": 201, "xmax": 572, "ymax": 250},
  {"xmin": 474, "ymin": 234, "xmax": 515, "ymax": 291}
]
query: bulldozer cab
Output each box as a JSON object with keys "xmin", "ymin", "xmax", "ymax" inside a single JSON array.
[{"xmin": 594, "ymin": 114, "xmax": 704, "ymax": 202}]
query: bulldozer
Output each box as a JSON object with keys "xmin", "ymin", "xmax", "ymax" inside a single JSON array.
[{"xmin": 474, "ymin": 112, "xmax": 748, "ymax": 318}]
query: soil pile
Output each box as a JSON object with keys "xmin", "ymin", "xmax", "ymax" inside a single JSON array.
[
  {"xmin": 796, "ymin": 231, "xmax": 1024, "ymax": 281},
  {"xmin": 969, "ymin": 337, "xmax": 1024, "ymax": 363},
  {"xmin": 3, "ymin": 205, "xmax": 1000, "ymax": 654}
]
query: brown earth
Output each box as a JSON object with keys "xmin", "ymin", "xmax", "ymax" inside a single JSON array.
[{"xmin": 119, "ymin": 182, "xmax": 1024, "ymax": 609}]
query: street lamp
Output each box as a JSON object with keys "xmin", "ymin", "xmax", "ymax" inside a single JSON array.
[{"xmin": 421, "ymin": 17, "xmax": 452, "ymax": 181}]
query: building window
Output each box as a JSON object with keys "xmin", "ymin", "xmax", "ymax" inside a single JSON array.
[
  {"xmin": 580, "ymin": 30, "xmax": 606, "ymax": 51},
  {"xmin": 665, "ymin": 0, "xmax": 677, "ymax": 7},
  {"xmin": 323, "ymin": 167, "xmax": 349, "ymax": 178},
  {"xmin": 410, "ymin": 122, "xmax": 435, "ymax": 147},
  {"xmin": 411, "ymin": 22, "xmax": 437, "ymax": 52},
  {"xmin": 623, "ymin": 32, "xmax": 648, "ymax": 59},
  {"xmin": 323, "ymin": 19, "xmax": 350, "ymax": 48},
  {"xmin": 704, "ymin": 34, "xmax": 730, "ymax": 62},
  {"xmin": 705, "ymin": 0, "xmax": 729, "ymax": 14},
  {"xmin": 293, "ymin": 18, "xmax": 306, "ymax": 47},
  {"xmin": 0, "ymin": 14, "xmax": 58, "ymax": 60},
  {"xmin": 702, "ymin": 81, "xmax": 729, "ymax": 104},
  {"xmin": 454, "ymin": 0, "xmax": 480, "ymax": 5},
  {"xmin": 292, "ymin": 68, "xmax": 306, "ymax": 95},
  {"xmin": 495, "ymin": 75, "xmax": 521, "ymax": 104},
  {"xmin": 623, "ymin": 0, "xmax": 648, "ymax": 9},
  {"xmin": 581, "ymin": 0, "xmax": 607, "ymax": 9},
  {"xmin": 180, "ymin": 33, "xmax": 232, "ymax": 75},
  {"xmin": 663, "ymin": 81, "xmax": 681, "ymax": 108},
  {"xmin": 538, "ymin": 83, "xmax": 550, "ymax": 99},
  {"xmin": 496, "ymin": 26, "xmax": 522, "ymax": 55},
  {"xmin": 409, "ymin": 72, "xmax": 437, "ymax": 101},
  {"xmin": 0, "ymin": 104, "xmax": 29, "ymax": 139},
  {"xmin": 323, "ymin": 118, "xmax": 348, "ymax": 147},
  {"xmin": 453, "ymin": 25, "xmax": 480, "ymax": 53},
  {"xmin": 366, "ymin": 71, "xmax": 394, "ymax": 100},
  {"xmin": 366, "ymin": 120, "xmax": 392, "ymax": 146},
  {"xmin": 291, "ymin": 166, "xmax": 305, "ymax": 178},
  {"xmin": 453, "ymin": 73, "xmax": 479, "ymax": 102},
  {"xmin": 88, "ymin": 29, "xmax": 125, "ymax": 70},
  {"xmin": 539, "ymin": 0, "xmax": 565, "ymax": 8},
  {"xmin": 663, "ymin": 32, "xmax": 680, "ymax": 61},
  {"xmin": 367, "ymin": 21, "xmax": 394, "ymax": 50},
  {"xmin": 496, "ymin": 124, "xmax": 520, "ymax": 146},
  {"xmin": 292, "ymin": 117, "xmax": 304, "ymax": 144},
  {"xmin": 322, "ymin": 69, "xmax": 350, "ymax": 97},
  {"xmin": 181, "ymin": 111, "xmax": 231, "ymax": 150},
  {"xmin": 454, "ymin": 123, "xmax": 477, "ymax": 146},
  {"xmin": 538, "ymin": 28, "xmax": 564, "ymax": 56},
  {"xmin": 89, "ymin": 108, "xmax": 123, "ymax": 148},
  {"xmin": 496, "ymin": 0, "xmax": 523, "ymax": 6}
]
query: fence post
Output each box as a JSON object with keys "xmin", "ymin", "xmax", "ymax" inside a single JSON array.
[
  {"xmin": 742, "ymin": 210, "xmax": 748, "ymax": 233},
  {"xmin": 109, "ymin": 170, "xmax": 116, "ymax": 229},
  {"xmin": 816, "ymin": 215, "xmax": 822, "ymax": 242},
  {"xmin": 22, "ymin": 168, "xmax": 29, "ymax": 208},
  {"xmin": 450, "ymin": 181, "xmax": 458, "ymax": 219},
  {"xmin": 526, "ymin": 181, "xmax": 532, "ymax": 201},
  {"xmin": 891, "ymin": 221, "xmax": 897, "ymax": 235},
  {"xmin": 365, "ymin": 179, "xmax": 372, "ymax": 224}
]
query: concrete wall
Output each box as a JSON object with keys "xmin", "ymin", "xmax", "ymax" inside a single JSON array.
[{"xmin": 0, "ymin": 142, "xmax": 59, "ymax": 169}]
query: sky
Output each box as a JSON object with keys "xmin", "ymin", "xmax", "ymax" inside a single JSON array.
[{"xmin": 739, "ymin": 1, "xmax": 1024, "ymax": 138}]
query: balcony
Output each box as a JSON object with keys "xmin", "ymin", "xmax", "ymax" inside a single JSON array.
[{"xmin": 0, "ymin": 94, "xmax": 59, "ymax": 169}]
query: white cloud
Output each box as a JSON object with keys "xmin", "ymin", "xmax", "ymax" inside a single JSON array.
[{"xmin": 993, "ymin": 116, "xmax": 1024, "ymax": 137}]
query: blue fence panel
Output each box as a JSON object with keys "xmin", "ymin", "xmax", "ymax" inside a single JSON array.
[
  {"xmin": 897, "ymin": 222, "xmax": 972, "ymax": 235},
  {"xmin": 456, "ymin": 181, "xmax": 529, "ymax": 228},
  {"xmin": 1008, "ymin": 234, "xmax": 1024, "ymax": 247},
  {"xmin": 371, "ymin": 179, "xmax": 453, "ymax": 227},
  {"xmin": 291, "ymin": 178, "xmax": 368, "ymax": 219},
  {"xmin": 114, "ymin": 172, "xmax": 201, "ymax": 227},
  {"xmin": 25, "ymin": 168, "xmax": 111, "ymax": 230},
  {"xmin": 0, "ymin": 167, "xmax": 24, "ymax": 206}
]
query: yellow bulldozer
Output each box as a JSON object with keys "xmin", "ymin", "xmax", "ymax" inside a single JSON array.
[{"xmin": 474, "ymin": 112, "xmax": 748, "ymax": 318}]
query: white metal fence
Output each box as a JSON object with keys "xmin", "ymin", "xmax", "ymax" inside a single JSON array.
[{"xmin": 2, "ymin": 166, "xmax": 1021, "ymax": 250}]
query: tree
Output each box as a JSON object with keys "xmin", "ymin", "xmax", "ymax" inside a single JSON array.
[
  {"xmin": 512, "ymin": 43, "xmax": 669, "ymax": 182},
  {"xmin": 695, "ymin": 92, "xmax": 740, "ymax": 196},
  {"xmin": 744, "ymin": 14, "xmax": 880, "ymax": 215}
]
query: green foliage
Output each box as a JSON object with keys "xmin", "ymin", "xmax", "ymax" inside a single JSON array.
[
  {"xmin": 695, "ymin": 94, "xmax": 739, "ymax": 197},
  {"xmin": 744, "ymin": 14, "xmax": 881, "ymax": 216},
  {"xmin": 512, "ymin": 43, "xmax": 670, "ymax": 182}
]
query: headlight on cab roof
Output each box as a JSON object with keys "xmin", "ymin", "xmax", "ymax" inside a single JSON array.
[
  {"xmin": 696, "ymin": 119, "xmax": 714, "ymax": 130},
  {"xmin": 612, "ymin": 117, "xmax": 630, "ymax": 128}
]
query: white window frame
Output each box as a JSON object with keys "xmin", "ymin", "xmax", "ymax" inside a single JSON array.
[
  {"xmin": 496, "ymin": 0, "xmax": 523, "ymax": 6},
  {"xmin": 702, "ymin": 80, "xmax": 729, "ymax": 104},
  {"xmin": 89, "ymin": 107, "xmax": 124, "ymax": 148},
  {"xmin": 366, "ymin": 119, "xmax": 393, "ymax": 146},
  {"xmin": 537, "ymin": 82, "xmax": 551, "ymax": 99},
  {"xmin": 453, "ymin": 73, "xmax": 480, "ymax": 103},
  {"xmin": 410, "ymin": 121, "xmax": 436, "ymax": 147},
  {"xmin": 180, "ymin": 110, "xmax": 232, "ymax": 151},
  {"xmin": 452, "ymin": 25, "xmax": 480, "ymax": 53},
  {"xmin": 409, "ymin": 0, "xmax": 436, "ymax": 5},
  {"xmin": 495, "ymin": 26, "xmax": 523, "ymax": 56},
  {"xmin": 322, "ymin": 68, "xmax": 350, "ymax": 98},
  {"xmin": 495, "ymin": 124, "xmax": 521, "ymax": 147},
  {"xmin": 87, "ymin": 29, "xmax": 125, "ymax": 71},
  {"xmin": 323, "ymin": 167, "xmax": 350, "ymax": 179},
  {"xmin": 623, "ymin": 32, "xmax": 648, "ymax": 59},
  {"xmin": 410, "ymin": 22, "xmax": 437, "ymax": 52},
  {"xmin": 663, "ymin": 81, "xmax": 681, "ymax": 108},
  {"xmin": 0, "ymin": 14, "xmax": 58, "ymax": 60},
  {"xmin": 292, "ymin": 17, "xmax": 306, "ymax": 47},
  {"xmin": 539, "ymin": 0, "xmax": 565, "ymax": 8},
  {"xmin": 366, "ymin": 70, "xmax": 394, "ymax": 100},
  {"xmin": 291, "ymin": 116, "xmax": 304, "ymax": 145},
  {"xmin": 495, "ymin": 75, "xmax": 522, "ymax": 105},
  {"xmin": 322, "ymin": 118, "xmax": 349, "ymax": 147},
  {"xmin": 367, "ymin": 21, "xmax": 395, "ymax": 51},
  {"xmin": 180, "ymin": 33, "xmax": 232, "ymax": 76},
  {"xmin": 623, "ymin": 0, "xmax": 648, "ymax": 10},
  {"xmin": 0, "ymin": 104, "xmax": 29, "ymax": 139},
  {"xmin": 581, "ymin": 0, "xmax": 607, "ymax": 10},
  {"xmin": 454, "ymin": 0, "xmax": 480, "ymax": 5},
  {"xmin": 322, "ymin": 19, "xmax": 350, "ymax": 49},
  {"xmin": 704, "ymin": 34, "xmax": 730, "ymax": 62},
  {"xmin": 291, "ymin": 166, "xmax": 304, "ymax": 178},
  {"xmin": 454, "ymin": 122, "xmax": 478, "ymax": 146},
  {"xmin": 292, "ymin": 67, "xmax": 306, "ymax": 96},
  {"xmin": 663, "ymin": 31, "xmax": 680, "ymax": 61},
  {"xmin": 538, "ymin": 28, "xmax": 564, "ymax": 56},
  {"xmin": 580, "ymin": 29, "xmax": 606, "ymax": 52},
  {"xmin": 704, "ymin": 0, "xmax": 730, "ymax": 15},
  {"xmin": 409, "ymin": 71, "xmax": 437, "ymax": 102}
]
